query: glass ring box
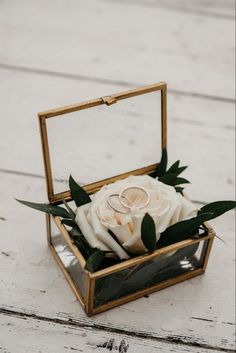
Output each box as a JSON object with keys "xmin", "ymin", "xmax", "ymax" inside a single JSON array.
[{"xmin": 38, "ymin": 82, "xmax": 214, "ymax": 316}]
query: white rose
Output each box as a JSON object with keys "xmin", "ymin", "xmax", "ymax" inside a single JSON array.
[{"xmin": 75, "ymin": 175, "xmax": 198, "ymax": 260}]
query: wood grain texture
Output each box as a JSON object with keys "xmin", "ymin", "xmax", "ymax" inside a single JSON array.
[
  {"xmin": 0, "ymin": 0, "xmax": 235, "ymax": 351},
  {"xmin": 1, "ymin": 312, "xmax": 225, "ymax": 353},
  {"xmin": 0, "ymin": 0, "xmax": 234, "ymax": 99},
  {"xmin": 0, "ymin": 68, "xmax": 234, "ymax": 203},
  {"xmin": 0, "ymin": 174, "xmax": 235, "ymax": 351},
  {"xmin": 101, "ymin": 0, "xmax": 236, "ymax": 19}
]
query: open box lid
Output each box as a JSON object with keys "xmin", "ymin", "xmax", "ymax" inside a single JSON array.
[{"xmin": 38, "ymin": 82, "xmax": 167, "ymax": 204}]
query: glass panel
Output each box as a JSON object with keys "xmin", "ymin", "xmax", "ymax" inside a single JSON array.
[
  {"xmin": 46, "ymin": 90, "xmax": 162, "ymax": 194},
  {"xmin": 94, "ymin": 239, "xmax": 209, "ymax": 308},
  {"xmin": 50, "ymin": 216, "xmax": 86, "ymax": 299}
]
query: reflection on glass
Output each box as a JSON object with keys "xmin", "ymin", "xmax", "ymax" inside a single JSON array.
[
  {"xmin": 94, "ymin": 240, "xmax": 208, "ymax": 307},
  {"xmin": 50, "ymin": 217, "xmax": 86, "ymax": 299},
  {"xmin": 46, "ymin": 90, "xmax": 162, "ymax": 194}
]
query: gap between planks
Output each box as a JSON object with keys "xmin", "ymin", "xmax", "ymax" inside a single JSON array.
[
  {"xmin": 0, "ymin": 63, "xmax": 235, "ymax": 104},
  {"xmin": 0, "ymin": 167, "xmax": 206, "ymax": 206},
  {"xmin": 95, "ymin": 0, "xmax": 236, "ymax": 20},
  {"xmin": 0, "ymin": 307, "xmax": 234, "ymax": 353}
]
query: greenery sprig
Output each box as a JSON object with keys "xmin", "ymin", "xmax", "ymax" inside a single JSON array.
[
  {"xmin": 141, "ymin": 199, "xmax": 236, "ymax": 253},
  {"xmin": 150, "ymin": 148, "xmax": 189, "ymax": 194},
  {"xmin": 16, "ymin": 152, "xmax": 236, "ymax": 272}
]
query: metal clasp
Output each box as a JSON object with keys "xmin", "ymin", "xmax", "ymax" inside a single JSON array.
[{"xmin": 101, "ymin": 95, "xmax": 117, "ymax": 106}]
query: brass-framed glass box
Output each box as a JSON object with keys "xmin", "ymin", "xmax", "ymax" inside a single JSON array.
[{"xmin": 39, "ymin": 82, "xmax": 215, "ymax": 316}]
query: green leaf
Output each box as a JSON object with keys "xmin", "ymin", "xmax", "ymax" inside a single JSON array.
[
  {"xmin": 158, "ymin": 173, "xmax": 177, "ymax": 185},
  {"xmin": 141, "ymin": 213, "xmax": 157, "ymax": 252},
  {"xmin": 69, "ymin": 226, "xmax": 96, "ymax": 258},
  {"xmin": 166, "ymin": 160, "xmax": 188, "ymax": 177},
  {"xmin": 62, "ymin": 199, "xmax": 76, "ymax": 219},
  {"xmin": 175, "ymin": 187, "xmax": 184, "ymax": 194},
  {"xmin": 69, "ymin": 226, "xmax": 83, "ymax": 238},
  {"xmin": 69, "ymin": 227, "xmax": 92, "ymax": 258},
  {"xmin": 159, "ymin": 164, "xmax": 188, "ymax": 186},
  {"xmin": 69, "ymin": 175, "xmax": 91, "ymax": 207},
  {"xmin": 74, "ymin": 238, "xmax": 91, "ymax": 259},
  {"xmin": 166, "ymin": 160, "xmax": 180, "ymax": 174},
  {"xmin": 16, "ymin": 199, "xmax": 71, "ymax": 218},
  {"xmin": 61, "ymin": 219, "xmax": 76, "ymax": 227},
  {"xmin": 198, "ymin": 201, "xmax": 236, "ymax": 221},
  {"xmin": 157, "ymin": 212, "xmax": 213, "ymax": 249},
  {"xmin": 85, "ymin": 250, "xmax": 105, "ymax": 273},
  {"xmin": 172, "ymin": 177, "xmax": 190, "ymax": 186},
  {"xmin": 190, "ymin": 233, "xmax": 200, "ymax": 239},
  {"xmin": 175, "ymin": 165, "xmax": 188, "ymax": 176},
  {"xmin": 156, "ymin": 148, "xmax": 168, "ymax": 177}
]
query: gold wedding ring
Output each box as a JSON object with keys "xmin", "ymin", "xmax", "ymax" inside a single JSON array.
[
  {"xmin": 107, "ymin": 185, "xmax": 150, "ymax": 213},
  {"xmin": 107, "ymin": 193, "xmax": 130, "ymax": 214},
  {"xmin": 119, "ymin": 185, "xmax": 150, "ymax": 210}
]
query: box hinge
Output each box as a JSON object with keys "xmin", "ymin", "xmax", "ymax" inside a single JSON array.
[{"xmin": 101, "ymin": 95, "xmax": 117, "ymax": 106}]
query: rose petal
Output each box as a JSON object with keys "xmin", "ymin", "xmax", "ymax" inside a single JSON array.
[
  {"xmin": 76, "ymin": 175, "xmax": 198, "ymax": 258},
  {"xmin": 177, "ymin": 193, "xmax": 198, "ymax": 220},
  {"xmin": 110, "ymin": 223, "xmax": 132, "ymax": 244},
  {"xmin": 89, "ymin": 204, "xmax": 130, "ymax": 260},
  {"xmin": 75, "ymin": 204, "xmax": 110, "ymax": 251},
  {"xmin": 123, "ymin": 234, "xmax": 146, "ymax": 254}
]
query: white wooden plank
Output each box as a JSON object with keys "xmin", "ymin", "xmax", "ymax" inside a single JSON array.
[
  {"xmin": 0, "ymin": 0, "xmax": 234, "ymax": 99},
  {"xmin": 0, "ymin": 313, "xmax": 219, "ymax": 353},
  {"xmin": 104, "ymin": 0, "xmax": 235, "ymax": 18},
  {"xmin": 0, "ymin": 68, "xmax": 234, "ymax": 203},
  {"xmin": 0, "ymin": 173, "xmax": 235, "ymax": 350},
  {"xmin": 0, "ymin": 2, "xmax": 235, "ymax": 351}
]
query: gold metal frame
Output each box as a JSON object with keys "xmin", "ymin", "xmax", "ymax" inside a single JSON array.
[
  {"xmin": 40, "ymin": 82, "xmax": 215, "ymax": 316},
  {"xmin": 38, "ymin": 82, "xmax": 167, "ymax": 203},
  {"xmin": 47, "ymin": 214, "xmax": 215, "ymax": 316}
]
